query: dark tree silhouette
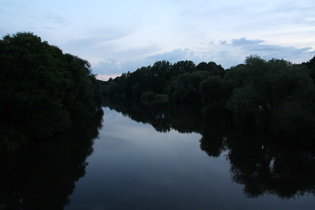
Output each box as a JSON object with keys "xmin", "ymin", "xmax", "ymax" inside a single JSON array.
[{"xmin": 0, "ymin": 32, "xmax": 102, "ymax": 151}]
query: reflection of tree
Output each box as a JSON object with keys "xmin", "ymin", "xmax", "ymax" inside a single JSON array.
[
  {"xmin": 105, "ymin": 100, "xmax": 205, "ymax": 134},
  {"xmin": 106, "ymin": 99, "xmax": 315, "ymax": 199},
  {"xmin": 200, "ymin": 126, "xmax": 227, "ymax": 157},
  {"xmin": 196, "ymin": 108, "xmax": 229, "ymax": 157},
  {"xmin": 0, "ymin": 110, "xmax": 103, "ymax": 210},
  {"xmin": 226, "ymin": 126, "xmax": 315, "ymax": 198}
]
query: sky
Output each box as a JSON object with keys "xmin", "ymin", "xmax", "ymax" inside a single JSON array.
[{"xmin": 1, "ymin": 0, "xmax": 315, "ymax": 80}]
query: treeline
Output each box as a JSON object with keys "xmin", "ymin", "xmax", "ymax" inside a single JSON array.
[
  {"xmin": 102, "ymin": 60, "xmax": 224, "ymax": 102},
  {"xmin": 101, "ymin": 55, "xmax": 315, "ymax": 140},
  {"xmin": 0, "ymin": 32, "xmax": 102, "ymax": 151}
]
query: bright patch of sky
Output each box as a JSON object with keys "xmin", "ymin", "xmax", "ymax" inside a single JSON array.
[{"xmin": 1, "ymin": 0, "xmax": 314, "ymax": 79}]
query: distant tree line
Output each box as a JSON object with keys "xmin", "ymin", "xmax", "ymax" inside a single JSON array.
[
  {"xmin": 101, "ymin": 55, "xmax": 315, "ymax": 140},
  {"xmin": 0, "ymin": 32, "xmax": 102, "ymax": 152}
]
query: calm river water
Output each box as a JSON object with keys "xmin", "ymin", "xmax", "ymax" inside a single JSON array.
[
  {"xmin": 64, "ymin": 107, "xmax": 315, "ymax": 210},
  {"xmin": 1, "ymin": 106, "xmax": 315, "ymax": 210}
]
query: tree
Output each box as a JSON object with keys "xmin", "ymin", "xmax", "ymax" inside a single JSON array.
[
  {"xmin": 199, "ymin": 76, "xmax": 231, "ymax": 112},
  {"xmin": 171, "ymin": 60, "xmax": 196, "ymax": 76},
  {"xmin": 225, "ymin": 56, "xmax": 315, "ymax": 137},
  {"xmin": 0, "ymin": 32, "xmax": 102, "ymax": 151},
  {"xmin": 196, "ymin": 61, "xmax": 225, "ymax": 77},
  {"xmin": 302, "ymin": 55, "xmax": 315, "ymax": 82},
  {"xmin": 167, "ymin": 70, "xmax": 210, "ymax": 102}
]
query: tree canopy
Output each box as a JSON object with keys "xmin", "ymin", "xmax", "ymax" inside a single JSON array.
[
  {"xmin": 102, "ymin": 55, "xmax": 315, "ymax": 141},
  {"xmin": 0, "ymin": 32, "xmax": 102, "ymax": 152}
]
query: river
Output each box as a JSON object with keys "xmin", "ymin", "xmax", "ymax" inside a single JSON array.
[
  {"xmin": 65, "ymin": 107, "xmax": 315, "ymax": 210},
  {"xmin": 1, "ymin": 105, "xmax": 315, "ymax": 210}
]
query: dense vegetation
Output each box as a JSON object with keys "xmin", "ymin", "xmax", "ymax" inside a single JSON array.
[
  {"xmin": 101, "ymin": 55, "xmax": 315, "ymax": 141},
  {"xmin": 0, "ymin": 32, "xmax": 102, "ymax": 152}
]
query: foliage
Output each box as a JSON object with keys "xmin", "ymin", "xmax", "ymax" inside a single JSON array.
[
  {"xmin": 102, "ymin": 60, "xmax": 224, "ymax": 103},
  {"xmin": 199, "ymin": 75, "xmax": 232, "ymax": 113},
  {"xmin": 167, "ymin": 70, "xmax": 211, "ymax": 102},
  {"xmin": 302, "ymin": 55, "xmax": 315, "ymax": 82},
  {"xmin": 224, "ymin": 56, "xmax": 315, "ymax": 139},
  {"xmin": 0, "ymin": 32, "xmax": 102, "ymax": 150},
  {"xmin": 102, "ymin": 54, "xmax": 315, "ymax": 141},
  {"xmin": 196, "ymin": 61, "xmax": 225, "ymax": 77}
]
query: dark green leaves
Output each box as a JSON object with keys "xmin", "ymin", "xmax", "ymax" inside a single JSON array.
[{"xmin": 0, "ymin": 32, "xmax": 102, "ymax": 151}]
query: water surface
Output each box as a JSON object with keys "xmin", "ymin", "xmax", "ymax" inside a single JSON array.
[
  {"xmin": 1, "ymin": 105, "xmax": 315, "ymax": 209},
  {"xmin": 64, "ymin": 107, "xmax": 315, "ymax": 210}
]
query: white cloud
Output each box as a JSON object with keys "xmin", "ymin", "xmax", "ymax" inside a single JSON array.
[
  {"xmin": 1, "ymin": 0, "xmax": 315, "ymax": 78},
  {"xmin": 91, "ymin": 37, "xmax": 315, "ymax": 77},
  {"xmin": 95, "ymin": 74, "xmax": 121, "ymax": 81},
  {"xmin": 227, "ymin": 38, "xmax": 315, "ymax": 63},
  {"xmin": 92, "ymin": 59, "xmax": 143, "ymax": 76}
]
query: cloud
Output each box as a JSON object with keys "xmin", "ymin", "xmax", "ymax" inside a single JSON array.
[
  {"xmin": 231, "ymin": 38, "xmax": 264, "ymax": 46},
  {"xmin": 92, "ymin": 48, "xmax": 208, "ymax": 77},
  {"xmin": 227, "ymin": 38, "xmax": 315, "ymax": 62},
  {"xmin": 91, "ymin": 37, "xmax": 315, "ymax": 78},
  {"xmin": 145, "ymin": 49, "xmax": 197, "ymax": 63},
  {"xmin": 43, "ymin": 13, "xmax": 69, "ymax": 26},
  {"xmin": 95, "ymin": 74, "xmax": 121, "ymax": 81},
  {"xmin": 92, "ymin": 59, "xmax": 142, "ymax": 76}
]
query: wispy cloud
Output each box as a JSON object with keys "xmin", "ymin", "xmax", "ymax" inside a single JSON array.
[
  {"xmin": 92, "ymin": 37, "xmax": 315, "ymax": 77},
  {"xmin": 1, "ymin": 0, "xmax": 314, "ymax": 79},
  {"xmin": 227, "ymin": 38, "xmax": 315, "ymax": 62}
]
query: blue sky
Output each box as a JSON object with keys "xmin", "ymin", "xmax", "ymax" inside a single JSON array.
[{"xmin": 1, "ymin": 0, "xmax": 315, "ymax": 79}]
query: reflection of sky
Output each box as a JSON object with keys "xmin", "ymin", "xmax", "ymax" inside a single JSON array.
[{"xmin": 65, "ymin": 108, "xmax": 315, "ymax": 210}]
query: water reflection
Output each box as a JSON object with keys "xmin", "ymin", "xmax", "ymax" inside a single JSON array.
[
  {"xmin": 106, "ymin": 100, "xmax": 315, "ymax": 199},
  {"xmin": 2, "ymin": 100, "xmax": 315, "ymax": 209},
  {"xmin": 227, "ymin": 127, "xmax": 315, "ymax": 198},
  {"xmin": 0, "ymin": 111, "xmax": 103, "ymax": 210}
]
